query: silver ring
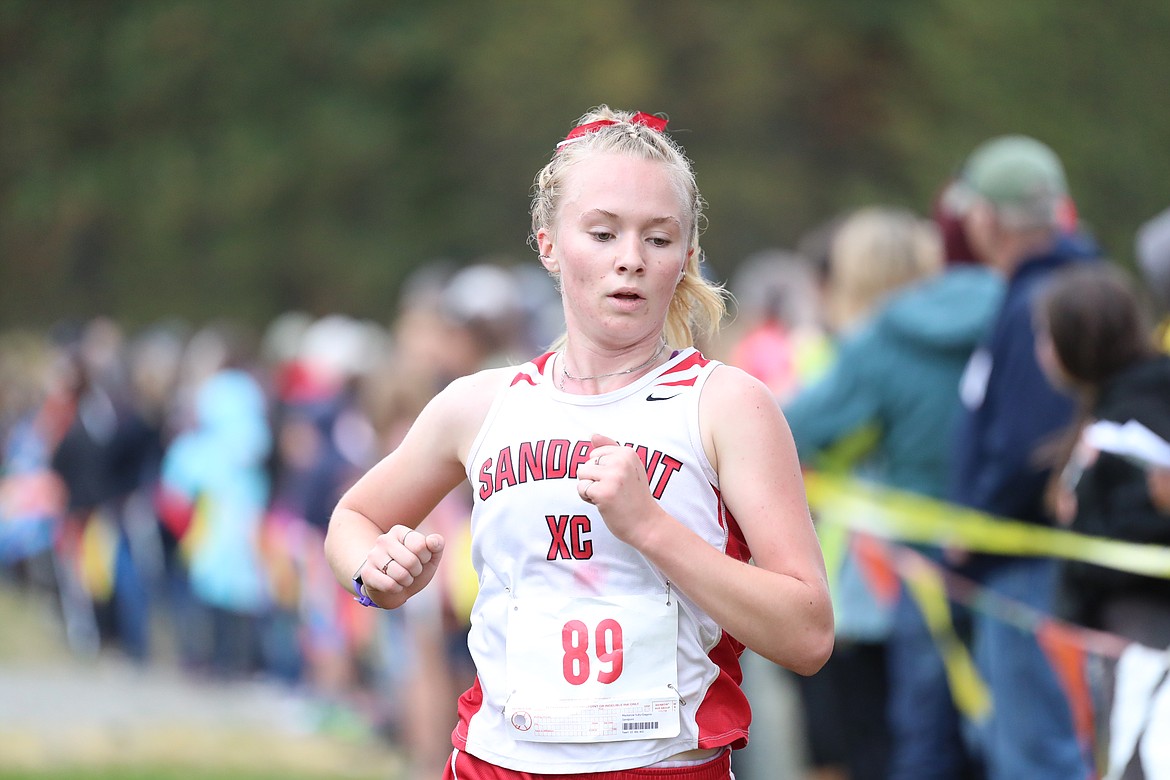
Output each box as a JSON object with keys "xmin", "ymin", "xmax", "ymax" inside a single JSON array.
[
  {"xmin": 583, "ymin": 480, "xmax": 594, "ymax": 503},
  {"xmin": 594, "ymin": 454, "xmax": 603, "ymax": 466},
  {"xmin": 381, "ymin": 557, "xmax": 394, "ymax": 575}
]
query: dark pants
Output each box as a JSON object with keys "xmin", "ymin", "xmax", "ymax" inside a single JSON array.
[
  {"xmin": 885, "ymin": 583, "xmax": 980, "ymax": 779},
  {"xmin": 797, "ymin": 638, "xmax": 890, "ymax": 780}
]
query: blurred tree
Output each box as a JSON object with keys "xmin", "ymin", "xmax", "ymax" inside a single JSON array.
[{"xmin": 1, "ymin": 0, "xmax": 1167, "ymax": 331}]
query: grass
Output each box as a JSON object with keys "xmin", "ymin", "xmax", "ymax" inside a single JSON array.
[
  {"xmin": 0, "ymin": 578, "xmax": 406, "ymax": 780},
  {"xmin": 0, "ymin": 725, "xmax": 405, "ymax": 779}
]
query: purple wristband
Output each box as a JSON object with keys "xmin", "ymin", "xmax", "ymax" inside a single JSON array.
[{"xmin": 352, "ymin": 573, "xmax": 376, "ymax": 607}]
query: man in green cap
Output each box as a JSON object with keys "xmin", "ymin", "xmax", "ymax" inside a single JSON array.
[{"xmin": 939, "ymin": 134, "xmax": 1099, "ymax": 779}]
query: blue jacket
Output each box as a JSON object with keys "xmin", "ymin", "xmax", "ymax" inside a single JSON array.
[
  {"xmin": 948, "ymin": 234, "xmax": 1099, "ymax": 523},
  {"xmin": 786, "ymin": 265, "xmax": 1003, "ymax": 499},
  {"xmin": 161, "ymin": 369, "xmax": 273, "ymax": 613}
]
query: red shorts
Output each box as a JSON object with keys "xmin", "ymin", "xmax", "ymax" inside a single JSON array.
[{"xmin": 443, "ymin": 748, "xmax": 733, "ymax": 780}]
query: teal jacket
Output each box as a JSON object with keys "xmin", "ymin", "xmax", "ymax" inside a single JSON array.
[{"xmin": 785, "ymin": 266, "xmax": 1003, "ymax": 499}]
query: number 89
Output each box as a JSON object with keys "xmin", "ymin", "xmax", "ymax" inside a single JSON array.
[{"xmin": 562, "ymin": 618, "xmax": 624, "ymax": 685}]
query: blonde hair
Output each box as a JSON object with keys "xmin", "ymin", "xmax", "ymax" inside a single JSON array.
[
  {"xmin": 825, "ymin": 207, "xmax": 944, "ymax": 332},
  {"xmin": 531, "ymin": 106, "xmax": 728, "ymax": 349}
]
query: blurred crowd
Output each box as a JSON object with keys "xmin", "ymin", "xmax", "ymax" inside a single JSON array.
[
  {"xmin": 0, "ymin": 260, "xmax": 562, "ymax": 774},
  {"xmin": 3, "ymin": 133, "xmax": 1170, "ymax": 780}
]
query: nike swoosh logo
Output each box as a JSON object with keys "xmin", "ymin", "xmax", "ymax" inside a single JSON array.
[{"xmin": 646, "ymin": 392, "xmax": 681, "ymax": 402}]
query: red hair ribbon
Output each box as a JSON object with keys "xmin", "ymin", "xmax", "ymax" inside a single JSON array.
[{"xmin": 557, "ymin": 111, "xmax": 668, "ymax": 148}]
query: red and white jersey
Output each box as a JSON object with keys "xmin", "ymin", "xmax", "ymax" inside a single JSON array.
[{"xmin": 452, "ymin": 347, "xmax": 752, "ymax": 773}]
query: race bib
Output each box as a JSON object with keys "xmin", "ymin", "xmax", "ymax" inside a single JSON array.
[{"xmin": 504, "ymin": 593, "xmax": 680, "ymax": 742}]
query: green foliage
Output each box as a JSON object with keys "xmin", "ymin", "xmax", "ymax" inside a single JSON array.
[{"xmin": 2, "ymin": 1, "xmax": 1168, "ymax": 330}]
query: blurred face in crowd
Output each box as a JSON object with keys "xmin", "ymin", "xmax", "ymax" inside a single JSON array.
[{"xmin": 962, "ymin": 201, "xmax": 1003, "ymax": 272}]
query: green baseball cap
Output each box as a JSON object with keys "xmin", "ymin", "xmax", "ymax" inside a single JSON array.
[{"xmin": 946, "ymin": 135, "xmax": 1069, "ymax": 228}]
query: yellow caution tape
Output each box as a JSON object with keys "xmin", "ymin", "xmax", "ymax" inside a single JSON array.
[
  {"xmin": 898, "ymin": 551, "xmax": 993, "ymax": 721},
  {"xmin": 804, "ymin": 471, "xmax": 1170, "ymax": 580}
]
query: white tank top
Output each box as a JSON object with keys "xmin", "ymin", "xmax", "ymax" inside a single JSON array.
[{"xmin": 452, "ymin": 347, "xmax": 752, "ymax": 773}]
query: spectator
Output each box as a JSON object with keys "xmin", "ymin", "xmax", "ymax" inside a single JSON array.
[
  {"xmin": 1035, "ymin": 263, "xmax": 1170, "ymax": 778},
  {"xmin": 0, "ymin": 332, "xmax": 69, "ymax": 602},
  {"xmin": 945, "ymin": 134, "xmax": 1100, "ymax": 778},
  {"xmin": 1136, "ymin": 206, "xmax": 1170, "ymax": 353},
  {"xmin": 784, "ymin": 205, "xmax": 1001, "ymax": 780},
  {"xmin": 1133, "ymin": 207, "xmax": 1170, "ymax": 540},
  {"xmin": 720, "ymin": 249, "xmax": 832, "ymax": 405},
  {"xmin": 1037, "ymin": 263, "xmax": 1170, "ymax": 636},
  {"xmin": 49, "ymin": 319, "xmax": 159, "ymax": 662},
  {"xmin": 263, "ymin": 314, "xmax": 386, "ymax": 716},
  {"xmin": 864, "ymin": 181, "xmax": 1006, "ymax": 780},
  {"xmin": 158, "ymin": 325, "xmax": 273, "ymax": 679}
]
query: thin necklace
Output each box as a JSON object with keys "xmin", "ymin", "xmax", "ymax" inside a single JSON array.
[{"xmin": 559, "ymin": 340, "xmax": 668, "ymax": 391}]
